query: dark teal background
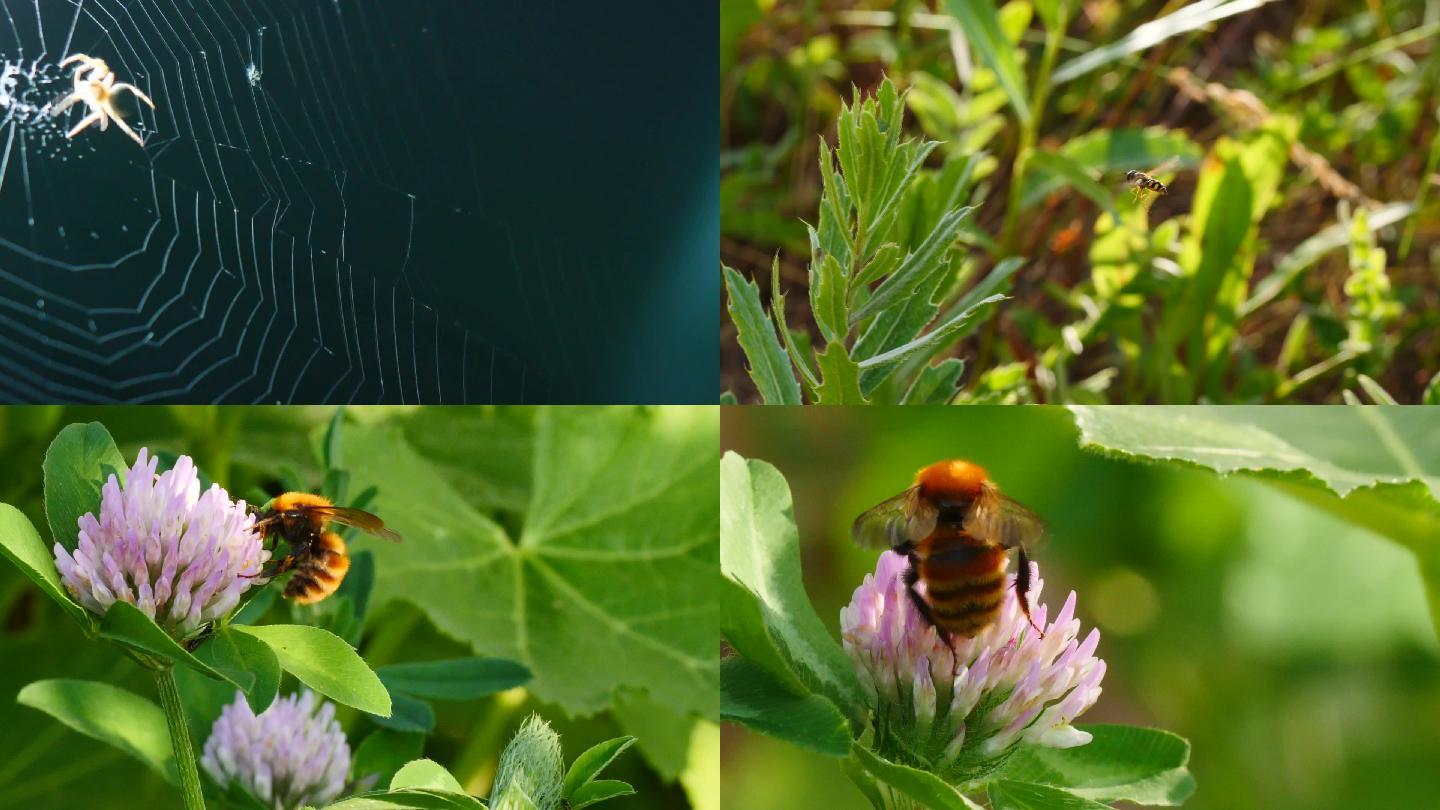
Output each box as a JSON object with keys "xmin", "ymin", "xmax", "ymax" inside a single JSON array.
[{"xmin": 0, "ymin": 0, "xmax": 716, "ymax": 403}]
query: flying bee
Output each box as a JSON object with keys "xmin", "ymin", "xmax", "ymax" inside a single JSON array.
[
  {"xmin": 1124, "ymin": 159, "xmax": 1179, "ymax": 209},
  {"xmin": 248, "ymin": 492, "xmax": 402, "ymax": 605},
  {"xmin": 852, "ymin": 460, "xmax": 1047, "ymax": 647}
]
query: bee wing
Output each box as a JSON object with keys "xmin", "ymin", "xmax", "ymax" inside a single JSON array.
[
  {"xmin": 962, "ymin": 483, "xmax": 1047, "ymax": 551},
  {"xmin": 1146, "ymin": 157, "xmax": 1180, "ymax": 177},
  {"xmin": 309, "ymin": 506, "xmax": 404, "ymax": 543},
  {"xmin": 851, "ymin": 486, "xmax": 937, "ymax": 550}
]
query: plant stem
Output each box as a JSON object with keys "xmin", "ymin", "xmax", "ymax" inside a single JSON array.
[
  {"xmin": 1001, "ymin": 4, "xmax": 1068, "ymax": 253},
  {"xmin": 153, "ymin": 666, "xmax": 207, "ymax": 810}
]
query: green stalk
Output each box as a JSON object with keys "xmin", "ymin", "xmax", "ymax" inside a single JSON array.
[
  {"xmin": 153, "ymin": 666, "xmax": 207, "ymax": 810},
  {"xmin": 1000, "ymin": 3, "xmax": 1068, "ymax": 253}
]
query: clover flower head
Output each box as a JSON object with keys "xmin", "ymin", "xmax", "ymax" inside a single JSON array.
[
  {"xmin": 841, "ymin": 551, "xmax": 1105, "ymax": 783},
  {"xmin": 202, "ymin": 690, "xmax": 351, "ymax": 810},
  {"xmin": 52, "ymin": 447, "xmax": 267, "ymax": 638}
]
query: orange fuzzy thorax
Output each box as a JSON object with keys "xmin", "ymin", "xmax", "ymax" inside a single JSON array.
[
  {"xmin": 270, "ymin": 491, "xmax": 333, "ymax": 512},
  {"xmin": 913, "ymin": 459, "xmax": 989, "ymax": 500}
]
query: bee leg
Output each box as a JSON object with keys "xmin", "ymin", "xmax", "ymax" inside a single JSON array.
[
  {"xmin": 242, "ymin": 554, "xmax": 293, "ymax": 580},
  {"xmin": 899, "ymin": 547, "xmax": 959, "ymax": 672},
  {"xmin": 1014, "ymin": 549, "xmax": 1045, "ymax": 640}
]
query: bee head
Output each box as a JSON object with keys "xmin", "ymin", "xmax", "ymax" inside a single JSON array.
[{"xmin": 1125, "ymin": 170, "xmax": 1140, "ymax": 181}]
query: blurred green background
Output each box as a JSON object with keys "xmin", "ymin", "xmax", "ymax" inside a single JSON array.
[
  {"xmin": 0, "ymin": 406, "xmax": 711, "ymax": 809},
  {"xmin": 721, "ymin": 406, "xmax": 1440, "ymax": 810}
]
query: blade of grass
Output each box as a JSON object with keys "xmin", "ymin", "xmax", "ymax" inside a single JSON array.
[
  {"xmin": 1053, "ymin": 0, "xmax": 1280, "ymax": 85},
  {"xmin": 1026, "ymin": 151, "xmax": 1119, "ymax": 219},
  {"xmin": 941, "ymin": 0, "xmax": 1032, "ymax": 124}
]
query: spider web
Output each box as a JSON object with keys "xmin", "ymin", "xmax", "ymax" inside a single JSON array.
[{"xmin": 0, "ymin": 0, "xmax": 714, "ymax": 403}]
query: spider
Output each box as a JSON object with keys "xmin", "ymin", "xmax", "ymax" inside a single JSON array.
[{"xmin": 49, "ymin": 53, "xmax": 155, "ymax": 146}]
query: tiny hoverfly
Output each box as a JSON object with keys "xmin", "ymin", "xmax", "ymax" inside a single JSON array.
[{"xmin": 1125, "ymin": 158, "xmax": 1180, "ymax": 210}]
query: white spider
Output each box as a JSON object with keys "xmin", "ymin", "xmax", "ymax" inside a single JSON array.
[{"xmin": 49, "ymin": 53, "xmax": 155, "ymax": 146}]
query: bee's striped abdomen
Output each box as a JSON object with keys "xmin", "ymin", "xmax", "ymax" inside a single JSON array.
[
  {"xmin": 917, "ymin": 533, "xmax": 1009, "ymax": 637},
  {"xmin": 284, "ymin": 531, "xmax": 350, "ymax": 605}
]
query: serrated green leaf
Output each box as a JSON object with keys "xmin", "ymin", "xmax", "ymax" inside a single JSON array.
[
  {"xmin": 857, "ymin": 294, "xmax": 1006, "ymax": 374},
  {"xmin": 376, "ymin": 657, "xmax": 531, "ymax": 701},
  {"xmin": 43, "ymin": 422, "xmax": 127, "ymax": 552},
  {"xmin": 850, "ymin": 745, "xmax": 984, "ymax": 810},
  {"xmin": 719, "ymin": 453, "xmax": 863, "ymax": 716},
  {"xmin": 989, "ymin": 780, "xmax": 1113, "ymax": 809},
  {"xmin": 815, "ymin": 343, "xmax": 870, "ymax": 405},
  {"xmin": 17, "ymin": 679, "xmax": 176, "ymax": 785},
  {"xmin": 903, "ymin": 358, "xmax": 967, "ymax": 404},
  {"xmin": 721, "ymin": 657, "xmax": 852, "ymax": 757},
  {"xmin": 1003, "ymin": 725, "xmax": 1195, "ymax": 805},
  {"xmin": 852, "ymin": 206, "xmax": 973, "ymax": 326},
  {"xmin": 942, "ymin": 0, "xmax": 1032, "ymax": 123},
  {"xmin": 233, "ymin": 624, "xmax": 391, "ymax": 716},
  {"xmin": 724, "ymin": 265, "xmax": 802, "ymax": 404},
  {"xmin": 811, "ymin": 254, "xmax": 850, "ymax": 344},
  {"xmin": 348, "ymin": 408, "xmax": 718, "ymax": 718},
  {"xmin": 0, "ymin": 502, "xmax": 92, "ymax": 628}
]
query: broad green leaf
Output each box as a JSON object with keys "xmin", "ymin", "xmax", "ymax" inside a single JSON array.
[
  {"xmin": 721, "ymin": 656, "xmax": 852, "ymax": 757},
  {"xmin": 1025, "ymin": 151, "xmax": 1119, "ymax": 219},
  {"xmin": 16, "ymin": 679, "xmax": 176, "ymax": 785},
  {"xmin": 724, "ymin": 265, "xmax": 802, "ymax": 404},
  {"xmin": 850, "ymin": 745, "xmax": 984, "ymax": 810},
  {"xmin": 903, "ymin": 358, "xmax": 967, "ymax": 405},
  {"xmin": 989, "ymin": 780, "xmax": 1112, "ymax": 809},
  {"xmin": 43, "ymin": 422, "xmax": 126, "ymax": 552},
  {"xmin": 1068, "ymin": 405, "xmax": 1440, "ymax": 624},
  {"xmin": 941, "ymin": 0, "xmax": 1032, "ymax": 123},
  {"xmin": 815, "ymin": 343, "xmax": 870, "ymax": 405},
  {"xmin": 1020, "ymin": 128, "xmax": 1201, "ymax": 211},
  {"xmin": 720, "ymin": 576, "xmax": 811, "ymax": 696},
  {"xmin": 563, "ymin": 736, "xmax": 637, "ymax": 799},
  {"xmin": 720, "ymin": 453, "xmax": 863, "ymax": 715},
  {"xmin": 0, "ymin": 502, "xmax": 92, "ymax": 628},
  {"xmin": 98, "ymin": 601, "xmax": 244, "ymax": 687},
  {"xmin": 399, "ymin": 408, "xmax": 535, "ymax": 515},
  {"xmin": 1053, "ymin": 0, "xmax": 1280, "ymax": 84},
  {"xmin": 367, "ymin": 691, "xmax": 436, "ymax": 733},
  {"xmin": 353, "ymin": 729, "xmax": 427, "ymax": 789},
  {"xmin": 233, "ymin": 624, "xmax": 391, "ymax": 716},
  {"xmin": 811, "ymin": 254, "xmax": 849, "ymax": 345},
  {"xmin": 1004, "ymin": 725, "xmax": 1195, "ymax": 804},
  {"xmin": 569, "ymin": 780, "xmax": 635, "ymax": 809},
  {"xmin": 324, "ymin": 792, "xmax": 480, "ymax": 810},
  {"xmin": 377, "ymin": 657, "xmax": 531, "ymax": 701},
  {"xmin": 193, "ymin": 626, "xmax": 280, "ymax": 714},
  {"xmin": 391, "ymin": 759, "xmax": 467, "ymax": 793},
  {"xmin": 348, "ymin": 408, "xmax": 718, "ymax": 718}
]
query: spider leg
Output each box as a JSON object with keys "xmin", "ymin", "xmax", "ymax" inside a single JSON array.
[
  {"xmin": 48, "ymin": 94, "xmax": 80, "ymax": 117},
  {"xmin": 66, "ymin": 110, "xmax": 105, "ymax": 139},
  {"xmin": 109, "ymin": 111, "xmax": 146, "ymax": 146},
  {"xmin": 111, "ymin": 83, "xmax": 155, "ymax": 109}
]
